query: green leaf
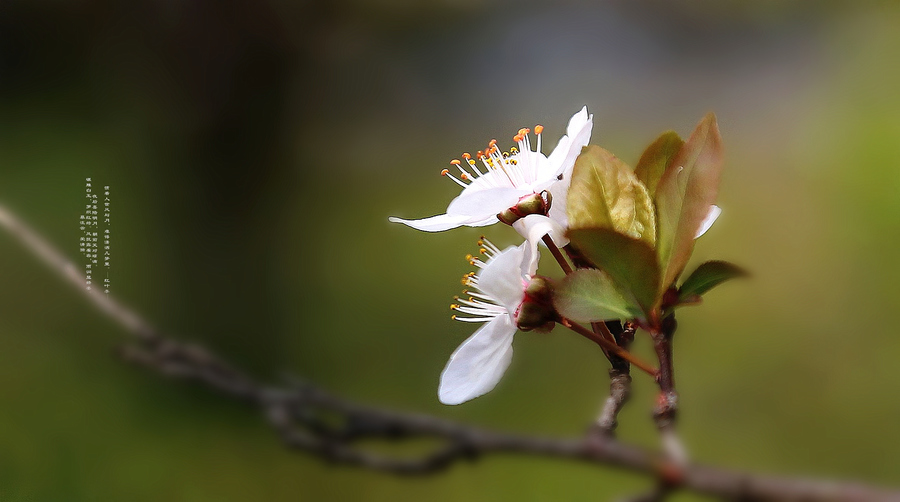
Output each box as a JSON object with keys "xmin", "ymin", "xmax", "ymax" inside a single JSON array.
[
  {"xmin": 655, "ymin": 113, "xmax": 724, "ymax": 291},
  {"xmin": 567, "ymin": 227, "xmax": 661, "ymax": 318},
  {"xmin": 677, "ymin": 261, "xmax": 748, "ymax": 304},
  {"xmin": 634, "ymin": 131, "xmax": 684, "ymax": 199},
  {"xmin": 553, "ymin": 269, "xmax": 643, "ymax": 323},
  {"xmin": 567, "ymin": 145, "xmax": 656, "ymax": 247}
]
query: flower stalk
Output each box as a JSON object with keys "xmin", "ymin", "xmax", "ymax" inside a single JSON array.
[{"xmin": 541, "ymin": 234, "xmax": 573, "ymax": 275}]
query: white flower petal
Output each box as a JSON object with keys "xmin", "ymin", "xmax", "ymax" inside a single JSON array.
[
  {"xmin": 388, "ymin": 214, "xmax": 472, "ymax": 232},
  {"xmin": 477, "ymin": 244, "xmax": 528, "ymax": 313},
  {"xmin": 695, "ymin": 205, "xmax": 722, "ymax": 239},
  {"xmin": 546, "ymin": 177, "xmax": 572, "ymax": 229},
  {"xmin": 438, "ymin": 315, "xmax": 517, "ymax": 405},
  {"xmin": 529, "ymin": 174, "xmax": 560, "ymax": 194},
  {"xmin": 466, "ymin": 215, "xmax": 502, "ymax": 227},
  {"xmin": 512, "ymin": 214, "xmax": 567, "ymax": 276},
  {"xmin": 446, "ymin": 187, "xmax": 531, "ymax": 218},
  {"xmin": 547, "ymin": 106, "xmax": 593, "ymax": 177},
  {"xmin": 566, "ymin": 106, "xmax": 591, "ymax": 137}
]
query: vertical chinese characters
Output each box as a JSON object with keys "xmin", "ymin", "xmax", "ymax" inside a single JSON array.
[
  {"xmin": 79, "ymin": 178, "xmax": 99, "ymax": 290},
  {"xmin": 103, "ymin": 186, "xmax": 111, "ymax": 294},
  {"xmin": 79, "ymin": 179, "xmax": 111, "ymax": 293}
]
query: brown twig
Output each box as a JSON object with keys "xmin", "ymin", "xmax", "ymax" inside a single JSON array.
[
  {"xmin": 594, "ymin": 322, "xmax": 636, "ymax": 436},
  {"xmin": 650, "ymin": 313, "xmax": 687, "ymax": 465},
  {"xmin": 560, "ymin": 318, "xmax": 659, "ymax": 377},
  {"xmin": 2, "ymin": 202, "xmax": 899, "ymax": 501}
]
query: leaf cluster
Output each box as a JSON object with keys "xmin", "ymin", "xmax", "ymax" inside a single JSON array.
[{"xmin": 553, "ymin": 114, "xmax": 744, "ymax": 327}]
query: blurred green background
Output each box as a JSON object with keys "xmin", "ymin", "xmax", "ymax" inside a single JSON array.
[{"xmin": 1, "ymin": 1, "xmax": 899, "ymax": 500}]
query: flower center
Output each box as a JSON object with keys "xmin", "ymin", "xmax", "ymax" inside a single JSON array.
[
  {"xmin": 440, "ymin": 125, "xmax": 545, "ymax": 190},
  {"xmin": 449, "ymin": 237, "xmax": 509, "ymax": 323}
]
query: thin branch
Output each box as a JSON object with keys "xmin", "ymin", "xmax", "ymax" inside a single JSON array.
[
  {"xmin": 650, "ymin": 313, "xmax": 687, "ymax": 465},
  {"xmin": 561, "ymin": 318, "xmax": 658, "ymax": 377},
  {"xmin": 0, "ymin": 205, "xmax": 160, "ymax": 343},
  {"xmin": 2, "ymin": 202, "xmax": 899, "ymax": 502},
  {"xmin": 594, "ymin": 322, "xmax": 635, "ymax": 436},
  {"xmin": 542, "ymin": 234, "xmax": 573, "ymax": 274}
]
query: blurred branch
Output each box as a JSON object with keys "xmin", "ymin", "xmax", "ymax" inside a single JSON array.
[{"xmin": 1, "ymin": 202, "xmax": 899, "ymax": 501}]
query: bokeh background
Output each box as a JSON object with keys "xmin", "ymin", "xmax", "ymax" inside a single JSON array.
[{"xmin": 1, "ymin": 1, "xmax": 899, "ymax": 500}]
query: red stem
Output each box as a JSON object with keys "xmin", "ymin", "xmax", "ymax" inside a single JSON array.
[
  {"xmin": 542, "ymin": 235, "xmax": 573, "ymax": 275},
  {"xmin": 560, "ymin": 318, "xmax": 658, "ymax": 378}
]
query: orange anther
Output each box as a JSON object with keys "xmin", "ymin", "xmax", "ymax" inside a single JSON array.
[
  {"xmin": 523, "ymin": 128, "xmax": 530, "ymax": 134},
  {"xmin": 462, "ymin": 152, "xmax": 471, "ymax": 160},
  {"xmin": 477, "ymin": 150, "xmax": 485, "ymax": 158},
  {"xmin": 534, "ymin": 125, "xmax": 544, "ymax": 134},
  {"xmin": 488, "ymin": 139, "xmax": 497, "ymax": 147},
  {"xmin": 513, "ymin": 134, "xmax": 523, "ymax": 142},
  {"xmin": 450, "ymin": 159, "xmax": 461, "ymax": 165},
  {"xmin": 460, "ymin": 173, "xmax": 469, "ymax": 180},
  {"xmin": 440, "ymin": 169, "xmax": 449, "ymax": 176}
]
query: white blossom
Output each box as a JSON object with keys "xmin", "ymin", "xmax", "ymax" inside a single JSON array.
[
  {"xmin": 439, "ymin": 240, "xmax": 538, "ymax": 405},
  {"xmin": 389, "ymin": 107, "xmax": 592, "ymax": 241}
]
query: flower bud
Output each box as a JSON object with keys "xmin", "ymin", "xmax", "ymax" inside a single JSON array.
[
  {"xmin": 515, "ymin": 276, "xmax": 556, "ymax": 332},
  {"xmin": 523, "ymin": 275, "xmax": 554, "ymax": 304},
  {"xmin": 516, "ymin": 191, "xmax": 550, "ymax": 216},
  {"xmin": 497, "ymin": 207, "xmax": 520, "ymax": 225},
  {"xmin": 496, "ymin": 191, "xmax": 552, "ymax": 225}
]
